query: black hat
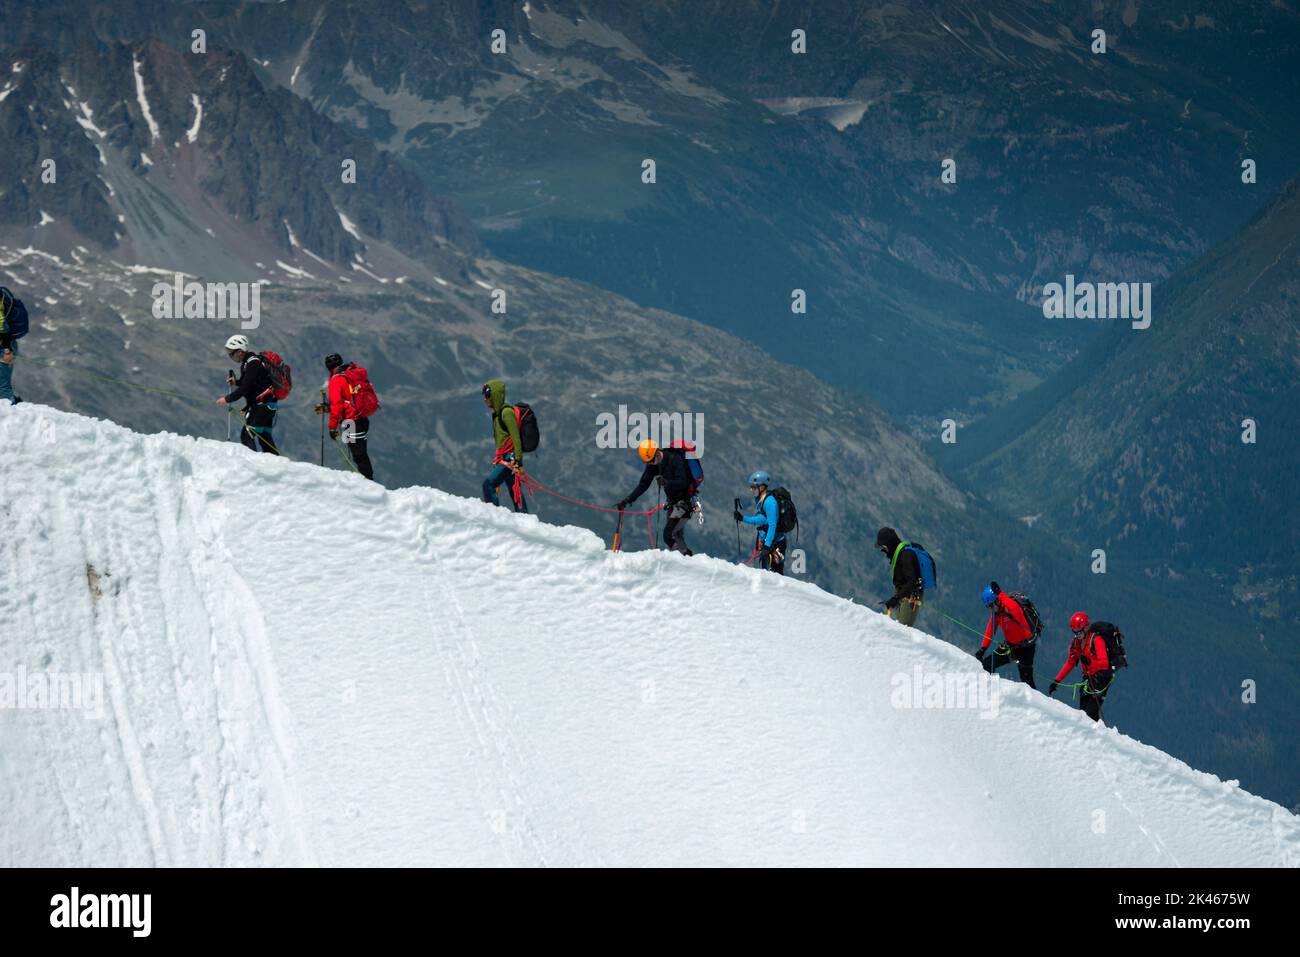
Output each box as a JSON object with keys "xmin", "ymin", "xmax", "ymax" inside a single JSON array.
[{"xmin": 324, "ymin": 353, "xmax": 344, "ymax": 371}]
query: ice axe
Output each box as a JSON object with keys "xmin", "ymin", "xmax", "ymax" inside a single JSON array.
[{"xmin": 612, "ymin": 508, "xmax": 625, "ymax": 552}]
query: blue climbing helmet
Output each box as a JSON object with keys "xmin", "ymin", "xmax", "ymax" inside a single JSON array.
[
  {"xmin": 981, "ymin": 584, "xmax": 998, "ymax": 608},
  {"xmin": 747, "ymin": 470, "xmax": 771, "ymax": 487}
]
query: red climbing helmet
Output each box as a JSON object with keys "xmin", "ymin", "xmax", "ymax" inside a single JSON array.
[{"xmin": 1069, "ymin": 611, "xmax": 1089, "ymax": 634}]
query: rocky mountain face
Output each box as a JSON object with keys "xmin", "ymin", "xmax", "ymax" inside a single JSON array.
[
  {"xmin": 0, "ymin": 0, "xmax": 1096, "ymax": 418},
  {"xmin": 0, "ymin": 34, "xmax": 478, "ymax": 281},
  {"xmin": 18, "ymin": 0, "xmax": 1289, "ymax": 423}
]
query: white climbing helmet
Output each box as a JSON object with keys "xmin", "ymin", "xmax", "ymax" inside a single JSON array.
[{"xmin": 224, "ymin": 334, "xmax": 250, "ymax": 354}]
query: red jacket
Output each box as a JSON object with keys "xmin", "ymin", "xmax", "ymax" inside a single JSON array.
[
  {"xmin": 1055, "ymin": 630, "xmax": 1111, "ymax": 681},
  {"xmin": 326, "ymin": 366, "xmax": 362, "ymax": 430},
  {"xmin": 981, "ymin": 592, "xmax": 1033, "ymax": 649}
]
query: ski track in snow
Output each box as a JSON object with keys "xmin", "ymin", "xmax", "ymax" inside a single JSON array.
[{"xmin": 2, "ymin": 404, "xmax": 1299, "ymax": 867}]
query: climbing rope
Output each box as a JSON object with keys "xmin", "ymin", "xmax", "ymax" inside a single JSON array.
[
  {"xmin": 928, "ymin": 605, "xmax": 987, "ymax": 639},
  {"xmin": 516, "ymin": 471, "xmax": 661, "ymax": 548}
]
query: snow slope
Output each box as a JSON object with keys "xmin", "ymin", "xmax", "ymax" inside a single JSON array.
[{"xmin": 2, "ymin": 404, "xmax": 1298, "ymax": 867}]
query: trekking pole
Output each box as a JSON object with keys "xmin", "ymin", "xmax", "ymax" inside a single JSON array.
[
  {"xmin": 319, "ymin": 387, "xmax": 326, "ymax": 466},
  {"xmin": 734, "ymin": 496, "xmax": 742, "ymax": 562},
  {"xmin": 225, "ymin": 369, "xmax": 235, "ymax": 441}
]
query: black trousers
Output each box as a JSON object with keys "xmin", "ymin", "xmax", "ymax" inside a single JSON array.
[
  {"xmin": 1081, "ymin": 670, "xmax": 1113, "ymax": 722},
  {"xmin": 757, "ymin": 535, "xmax": 789, "ymax": 575},
  {"xmin": 241, "ymin": 404, "xmax": 278, "ymax": 455},
  {"xmin": 343, "ymin": 416, "xmax": 374, "ymax": 480},
  {"xmin": 983, "ymin": 639, "xmax": 1037, "ymax": 689},
  {"xmin": 663, "ymin": 498, "xmax": 693, "ymax": 555}
]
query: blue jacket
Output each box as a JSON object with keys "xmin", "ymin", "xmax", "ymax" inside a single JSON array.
[{"xmin": 743, "ymin": 493, "xmax": 782, "ymax": 548}]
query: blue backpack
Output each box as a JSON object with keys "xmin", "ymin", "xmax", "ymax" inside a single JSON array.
[
  {"xmin": 0, "ymin": 287, "xmax": 29, "ymax": 340},
  {"xmin": 894, "ymin": 541, "xmax": 938, "ymax": 591}
]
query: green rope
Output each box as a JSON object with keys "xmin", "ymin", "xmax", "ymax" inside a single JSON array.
[
  {"xmin": 929, "ymin": 605, "xmax": 986, "ymax": 639},
  {"xmin": 332, "ymin": 435, "xmax": 364, "ymax": 475}
]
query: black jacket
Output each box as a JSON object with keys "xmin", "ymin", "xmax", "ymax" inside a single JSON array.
[
  {"xmin": 224, "ymin": 354, "xmax": 275, "ymax": 407},
  {"xmin": 626, "ymin": 448, "xmax": 694, "ymax": 504},
  {"xmin": 877, "ymin": 527, "xmax": 924, "ymax": 609}
]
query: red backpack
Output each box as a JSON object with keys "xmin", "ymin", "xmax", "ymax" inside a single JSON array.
[
  {"xmin": 335, "ymin": 363, "xmax": 380, "ymax": 418},
  {"xmin": 259, "ymin": 351, "xmax": 293, "ymax": 401}
]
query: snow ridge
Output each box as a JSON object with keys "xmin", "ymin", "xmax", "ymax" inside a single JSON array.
[{"xmin": 1, "ymin": 404, "xmax": 1298, "ymax": 867}]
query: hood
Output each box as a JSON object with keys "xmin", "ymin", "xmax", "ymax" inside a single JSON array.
[
  {"xmin": 876, "ymin": 526, "xmax": 901, "ymax": 554},
  {"xmin": 484, "ymin": 379, "xmax": 507, "ymax": 413}
]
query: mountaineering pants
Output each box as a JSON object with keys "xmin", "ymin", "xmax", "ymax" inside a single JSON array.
[
  {"xmin": 893, "ymin": 596, "xmax": 922, "ymax": 627},
  {"xmin": 241, "ymin": 402, "xmax": 278, "ymax": 455},
  {"xmin": 342, "ymin": 416, "xmax": 374, "ymax": 480},
  {"xmin": 1081, "ymin": 670, "xmax": 1113, "ymax": 722},
  {"xmin": 759, "ymin": 535, "xmax": 788, "ymax": 575},
  {"xmin": 0, "ymin": 339, "xmax": 16, "ymax": 403},
  {"xmin": 662, "ymin": 498, "xmax": 693, "ymax": 556},
  {"xmin": 983, "ymin": 639, "xmax": 1038, "ymax": 689},
  {"xmin": 483, "ymin": 457, "xmax": 527, "ymax": 512}
]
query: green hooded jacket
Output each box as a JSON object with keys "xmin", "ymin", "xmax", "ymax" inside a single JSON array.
[{"xmin": 485, "ymin": 378, "xmax": 523, "ymax": 466}]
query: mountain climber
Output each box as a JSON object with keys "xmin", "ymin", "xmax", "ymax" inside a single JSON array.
[
  {"xmin": 1048, "ymin": 612, "xmax": 1115, "ymax": 722},
  {"xmin": 0, "ymin": 330, "xmax": 17, "ymax": 406},
  {"xmin": 313, "ymin": 353, "xmax": 376, "ymax": 480},
  {"xmin": 0, "ymin": 285, "xmax": 27, "ymax": 405},
  {"xmin": 216, "ymin": 335, "xmax": 278, "ymax": 455},
  {"xmin": 481, "ymin": 379, "xmax": 527, "ymax": 512},
  {"xmin": 975, "ymin": 582, "xmax": 1037, "ymax": 689},
  {"xmin": 876, "ymin": 527, "xmax": 930, "ymax": 626},
  {"xmin": 735, "ymin": 470, "xmax": 788, "ymax": 574},
  {"xmin": 615, "ymin": 439, "xmax": 694, "ymax": 556}
]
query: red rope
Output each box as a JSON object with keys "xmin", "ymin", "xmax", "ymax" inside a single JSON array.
[{"xmin": 516, "ymin": 471, "xmax": 662, "ymax": 547}]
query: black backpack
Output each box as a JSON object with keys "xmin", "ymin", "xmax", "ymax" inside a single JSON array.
[
  {"xmin": 768, "ymin": 487, "xmax": 798, "ymax": 537},
  {"xmin": 1090, "ymin": 621, "xmax": 1128, "ymax": 669},
  {"xmin": 1007, "ymin": 592, "xmax": 1043, "ymax": 639},
  {"xmin": 502, "ymin": 402, "xmax": 539, "ymax": 453},
  {"xmin": 0, "ymin": 286, "xmax": 29, "ymax": 340}
]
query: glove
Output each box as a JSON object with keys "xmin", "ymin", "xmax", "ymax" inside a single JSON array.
[
  {"xmin": 974, "ymin": 646, "xmax": 986, "ymax": 662},
  {"xmin": 313, "ymin": 402, "xmax": 327, "ymax": 415},
  {"xmin": 0, "ymin": 350, "xmax": 13, "ymax": 366},
  {"xmin": 757, "ymin": 546, "xmax": 773, "ymax": 564},
  {"xmin": 1048, "ymin": 681, "xmax": 1059, "ymax": 695},
  {"xmin": 329, "ymin": 429, "xmax": 339, "ymax": 440},
  {"xmin": 615, "ymin": 500, "xmax": 628, "ymax": 510},
  {"xmin": 733, "ymin": 507, "xmax": 743, "ymax": 523}
]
